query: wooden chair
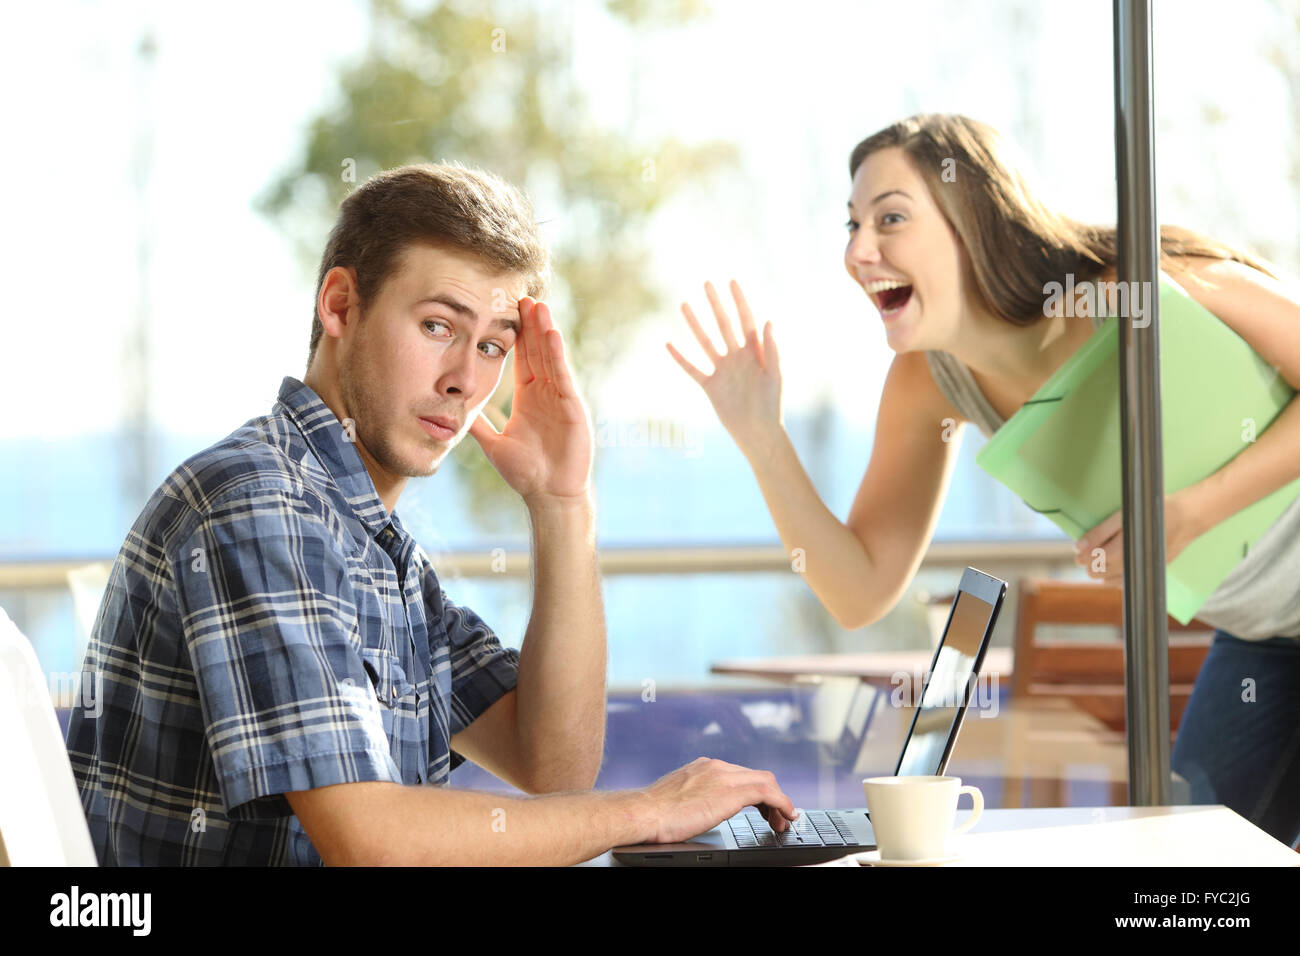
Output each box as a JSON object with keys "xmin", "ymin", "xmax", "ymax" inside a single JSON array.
[
  {"xmin": 999, "ymin": 578, "xmax": 1213, "ymax": 808},
  {"xmin": 1011, "ymin": 578, "xmax": 1214, "ymax": 736}
]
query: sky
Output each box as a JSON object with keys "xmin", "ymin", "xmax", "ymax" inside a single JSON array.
[{"xmin": 1, "ymin": 0, "xmax": 1295, "ymax": 444}]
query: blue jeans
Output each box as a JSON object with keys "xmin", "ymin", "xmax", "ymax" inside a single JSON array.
[{"xmin": 1171, "ymin": 629, "xmax": 1300, "ymax": 849}]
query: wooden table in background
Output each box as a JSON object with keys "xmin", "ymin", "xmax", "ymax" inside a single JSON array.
[{"xmin": 709, "ymin": 648, "xmax": 1014, "ymax": 688}]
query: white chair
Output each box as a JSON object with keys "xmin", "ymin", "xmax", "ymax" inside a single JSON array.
[{"xmin": 0, "ymin": 606, "xmax": 98, "ymax": 865}]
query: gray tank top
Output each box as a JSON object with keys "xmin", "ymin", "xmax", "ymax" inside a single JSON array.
[{"xmin": 925, "ymin": 320, "xmax": 1300, "ymax": 641}]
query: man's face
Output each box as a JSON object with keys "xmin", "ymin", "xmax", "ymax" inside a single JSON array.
[{"xmin": 337, "ymin": 242, "xmax": 525, "ymax": 481}]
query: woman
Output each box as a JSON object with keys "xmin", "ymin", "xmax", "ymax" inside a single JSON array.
[{"xmin": 666, "ymin": 113, "xmax": 1300, "ymax": 849}]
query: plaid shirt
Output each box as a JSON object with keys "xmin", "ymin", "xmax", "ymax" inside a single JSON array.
[{"xmin": 65, "ymin": 376, "xmax": 520, "ymax": 865}]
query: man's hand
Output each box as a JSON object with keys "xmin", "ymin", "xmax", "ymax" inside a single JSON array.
[
  {"xmin": 634, "ymin": 757, "xmax": 799, "ymax": 844},
  {"xmin": 1074, "ymin": 488, "xmax": 1203, "ymax": 582},
  {"xmin": 468, "ymin": 297, "xmax": 593, "ymax": 507}
]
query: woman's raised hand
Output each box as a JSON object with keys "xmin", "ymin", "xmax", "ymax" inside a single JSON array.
[{"xmin": 666, "ymin": 279, "xmax": 783, "ymax": 459}]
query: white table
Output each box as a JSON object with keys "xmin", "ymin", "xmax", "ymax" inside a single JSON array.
[{"xmin": 812, "ymin": 805, "xmax": 1299, "ymax": 866}]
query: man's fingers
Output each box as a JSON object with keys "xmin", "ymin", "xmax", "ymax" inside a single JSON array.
[
  {"xmin": 481, "ymin": 402, "xmax": 509, "ymax": 432},
  {"xmin": 512, "ymin": 297, "xmax": 533, "ymax": 382},
  {"xmin": 729, "ymin": 769, "xmax": 795, "ymax": 826},
  {"xmin": 760, "ymin": 805, "xmax": 798, "ymax": 831},
  {"xmin": 545, "ymin": 325, "xmax": 577, "ymax": 399},
  {"xmin": 517, "ymin": 297, "xmax": 540, "ymax": 385},
  {"xmin": 467, "ymin": 410, "xmax": 500, "ymax": 446},
  {"xmin": 533, "ymin": 301, "xmax": 559, "ymax": 384}
]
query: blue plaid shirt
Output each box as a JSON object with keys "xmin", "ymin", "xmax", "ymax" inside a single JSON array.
[{"xmin": 65, "ymin": 376, "xmax": 520, "ymax": 865}]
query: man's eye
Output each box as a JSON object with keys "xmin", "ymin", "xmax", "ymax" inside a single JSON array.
[
  {"xmin": 480, "ymin": 342, "xmax": 506, "ymax": 359},
  {"xmin": 423, "ymin": 320, "xmax": 452, "ymax": 336}
]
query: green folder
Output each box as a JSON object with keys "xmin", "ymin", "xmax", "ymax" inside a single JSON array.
[{"xmin": 975, "ymin": 270, "xmax": 1300, "ymax": 624}]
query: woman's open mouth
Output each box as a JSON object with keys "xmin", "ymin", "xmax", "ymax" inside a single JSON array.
[{"xmin": 864, "ymin": 279, "xmax": 914, "ymax": 318}]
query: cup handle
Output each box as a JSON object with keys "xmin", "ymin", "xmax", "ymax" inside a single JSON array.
[{"xmin": 951, "ymin": 785, "xmax": 983, "ymax": 836}]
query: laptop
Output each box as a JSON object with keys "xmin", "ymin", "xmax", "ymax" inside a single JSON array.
[{"xmin": 612, "ymin": 566, "xmax": 1008, "ymax": 866}]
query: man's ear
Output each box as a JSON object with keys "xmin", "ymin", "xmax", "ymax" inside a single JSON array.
[{"xmin": 317, "ymin": 266, "xmax": 362, "ymax": 340}]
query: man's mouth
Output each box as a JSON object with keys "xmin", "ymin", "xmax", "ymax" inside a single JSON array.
[
  {"xmin": 418, "ymin": 416, "xmax": 458, "ymax": 440},
  {"xmin": 863, "ymin": 279, "xmax": 914, "ymax": 317}
]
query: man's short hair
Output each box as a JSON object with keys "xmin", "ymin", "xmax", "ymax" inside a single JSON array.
[{"xmin": 307, "ymin": 162, "xmax": 551, "ymax": 368}]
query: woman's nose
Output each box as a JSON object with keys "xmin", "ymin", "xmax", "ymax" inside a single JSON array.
[{"xmin": 846, "ymin": 230, "xmax": 881, "ymax": 266}]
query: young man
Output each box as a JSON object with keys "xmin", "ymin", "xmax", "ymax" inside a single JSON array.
[{"xmin": 65, "ymin": 162, "xmax": 797, "ymax": 865}]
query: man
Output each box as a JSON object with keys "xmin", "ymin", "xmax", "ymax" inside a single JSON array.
[{"xmin": 65, "ymin": 162, "xmax": 797, "ymax": 865}]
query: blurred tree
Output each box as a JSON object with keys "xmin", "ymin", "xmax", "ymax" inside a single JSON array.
[{"xmin": 256, "ymin": 0, "xmax": 737, "ymax": 529}]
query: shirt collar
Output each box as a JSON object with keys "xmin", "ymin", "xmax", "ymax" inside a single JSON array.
[{"xmin": 273, "ymin": 375, "xmax": 396, "ymax": 538}]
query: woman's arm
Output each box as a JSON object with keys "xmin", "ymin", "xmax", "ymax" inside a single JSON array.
[
  {"xmin": 1180, "ymin": 392, "xmax": 1300, "ymax": 537},
  {"xmin": 668, "ymin": 281, "xmax": 964, "ymax": 629},
  {"xmin": 743, "ymin": 352, "xmax": 963, "ymax": 629},
  {"xmin": 1079, "ymin": 257, "xmax": 1300, "ymax": 578},
  {"xmin": 1171, "ymin": 257, "xmax": 1300, "ymax": 533}
]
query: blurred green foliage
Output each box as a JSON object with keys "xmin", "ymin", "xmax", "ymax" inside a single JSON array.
[{"xmin": 257, "ymin": 0, "xmax": 737, "ymax": 526}]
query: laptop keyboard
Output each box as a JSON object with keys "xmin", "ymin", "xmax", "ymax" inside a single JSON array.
[{"xmin": 728, "ymin": 810, "xmax": 862, "ymax": 848}]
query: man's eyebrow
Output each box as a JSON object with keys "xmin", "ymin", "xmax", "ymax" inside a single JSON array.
[
  {"xmin": 415, "ymin": 292, "xmax": 521, "ymax": 335},
  {"xmin": 846, "ymin": 189, "xmax": 912, "ymax": 213}
]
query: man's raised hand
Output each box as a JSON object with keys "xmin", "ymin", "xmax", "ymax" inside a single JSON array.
[{"xmin": 468, "ymin": 296, "xmax": 593, "ymax": 507}]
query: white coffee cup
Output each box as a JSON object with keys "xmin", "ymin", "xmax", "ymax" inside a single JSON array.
[{"xmin": 862, "ymin": 775, "xmax": 983, "ymax": 861}]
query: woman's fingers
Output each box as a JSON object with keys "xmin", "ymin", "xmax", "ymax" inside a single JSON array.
[
  {"xmin": 730, "ymin": 279, "xmax": 758, "ymax": 347},
  {"xmin": 704, "ymin": 280, "xmax": 740, "ymax": 352},
  {"xmin": 762, "ymin": 320, "xmax": 779, "ymax": 377},
  {"xmin": 666, "ymin": 341, "xmax": 708, "ymax": 385},
  {"xmin": 680, "ymin": 302, "xmax": 722, "ymax": 364}
]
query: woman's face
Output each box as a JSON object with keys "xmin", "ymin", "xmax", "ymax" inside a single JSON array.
[{"xmin": 843, "ymin": 146, "xmax": 970, "ymax": 352}]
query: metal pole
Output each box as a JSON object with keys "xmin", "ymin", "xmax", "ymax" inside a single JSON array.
[{"xmin": 1113, "ymin": 0, "xmax": 1171, "ymax": 806}]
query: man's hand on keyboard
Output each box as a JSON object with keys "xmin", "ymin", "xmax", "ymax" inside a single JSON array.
[{"xmin": 634, "ymin": 756, "xmax": 799, "ymax": 844}]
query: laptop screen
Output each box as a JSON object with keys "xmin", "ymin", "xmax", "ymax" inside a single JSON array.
[{"xmin": 894, "ymin": 585, "xmax": 1000, "ymax": 777}]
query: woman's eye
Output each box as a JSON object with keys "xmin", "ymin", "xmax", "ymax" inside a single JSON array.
[
  {"xmin": 423, "ymin": 320, "xmax": 452, "ymax": 336},
  {"xmin": 881, "ymin": 212, "xmax": 904, "ymax": 226},
  {"xmin": 844, "ymin": 219, "xmax": 858, "ymax": 232}
]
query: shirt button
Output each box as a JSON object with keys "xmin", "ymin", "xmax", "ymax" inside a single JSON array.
[{"xmin": 390, "ymin": 686, "xmax": 397, "ymax": 702}]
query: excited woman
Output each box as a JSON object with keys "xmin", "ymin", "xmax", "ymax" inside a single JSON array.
[{"xmin": 666, "ymin": 113, "xmax": 1300, "ymax": 848}]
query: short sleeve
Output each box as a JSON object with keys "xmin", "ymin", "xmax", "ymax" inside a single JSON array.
[
  {"xmin": 420, "ymin": 559, "xmax": 519, "ymax": 741},
  {"xmin": 171, "ymin": 485, "xmax": 402, "ymax": 819}
]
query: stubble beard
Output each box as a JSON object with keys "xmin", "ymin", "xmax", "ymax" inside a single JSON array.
[{"xmin": 338, "ymin": 334, "xmax": 443, "ymax": 480}]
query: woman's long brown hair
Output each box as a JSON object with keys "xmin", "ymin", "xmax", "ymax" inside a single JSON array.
[{"xmin": 849, "ymin": 114, "xmax": 1277, "ymax": 326}]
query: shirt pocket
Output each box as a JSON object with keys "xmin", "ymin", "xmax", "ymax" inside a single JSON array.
[{"xmin": 357, "ymin": 646, "xmax": 416, "ymax": 710}]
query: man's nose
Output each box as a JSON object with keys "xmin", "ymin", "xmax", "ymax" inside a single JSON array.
[{"xmin": 439, "ymin": 342, "xmax": 479, "ymax": 398}]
